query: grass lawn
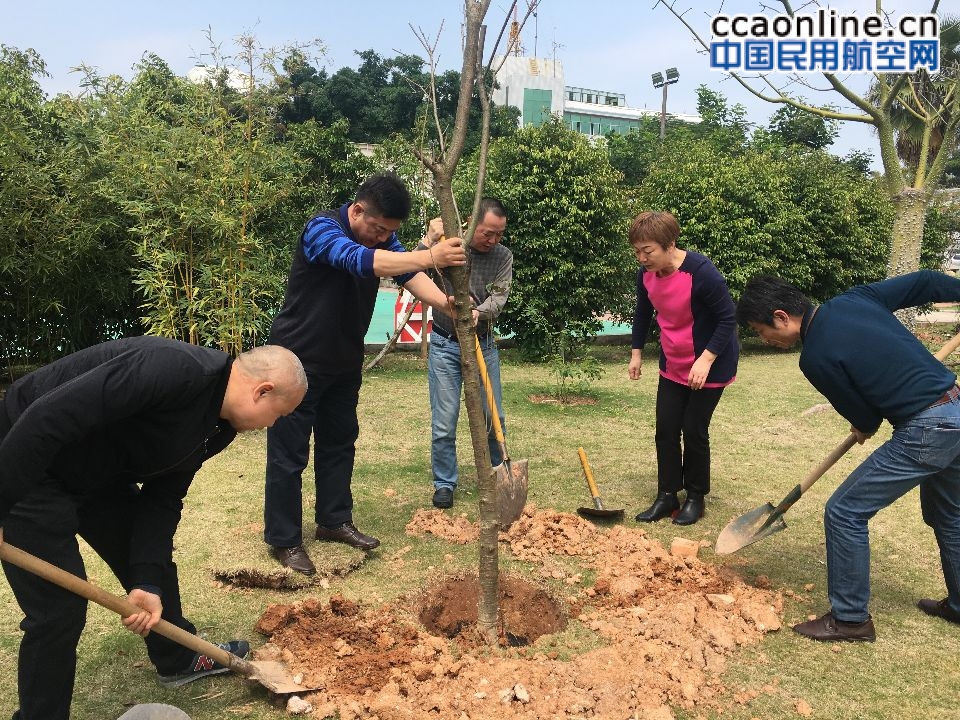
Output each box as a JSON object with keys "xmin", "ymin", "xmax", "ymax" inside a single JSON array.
[{"xmin": 2, "ymin": 329, "xmax": 960, "ymax": 719}]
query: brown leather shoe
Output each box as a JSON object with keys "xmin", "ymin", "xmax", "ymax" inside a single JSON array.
[
  {"xmin": 918, "ymin": 597, "xmax": 960, "ymax": 625},
  {"xmin": 315, "ymin": 522, "xmax": 380, "ymax": 551},
  {"xmin": 269, "ymin": 544, "xmax": 316, "ymax": 576},
  {"xmin": 792, "ymin": 612, "xmax": 875, "ymax": 642}
]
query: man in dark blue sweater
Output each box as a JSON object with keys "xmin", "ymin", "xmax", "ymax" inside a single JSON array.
[
  {"xmin": 737, "ymin": 271, "xmax": 960, "ymax": 642},
  {"xmin": 265, "ymin": 173, "xmax": 466, "ymax": 574}
]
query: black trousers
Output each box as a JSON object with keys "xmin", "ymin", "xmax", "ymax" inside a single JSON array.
[
  {"xmin": 1, "ymin": 484, "xmax": 197, "ymax": 720},
  {"xmin": 264, "ymin": 369, "xmax": 362, "ymax": 547},
  {"xmin": 654, "ymin": 375, "xmax": 725, "ymax": 497}
]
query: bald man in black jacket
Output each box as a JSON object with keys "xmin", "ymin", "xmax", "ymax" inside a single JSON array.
[{"xmin": 0, "ymin": 337, "xmax": 306, "ymax": 720}]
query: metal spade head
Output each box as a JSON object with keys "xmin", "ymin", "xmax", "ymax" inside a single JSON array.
[
  {"xmin": 576, "ymin": 505, "xmax": 625, "ymax": 520},
  {"xmin": 714, "ymin": 502, "xmax": 788, "ymax": 555},
  {"xmin": 497, "ymin": 458, "xmax": 529, "ymax": 528},
  {"xmin": 577, "ymin": 494, "xmax": 625, "ymax": 520},
  {"xmin": 117, "ymin": 705, "xmax": 192, "ymax": 720}
]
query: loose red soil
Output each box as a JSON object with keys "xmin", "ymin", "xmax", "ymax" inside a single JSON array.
[{"xmin": 254, "ymin": 507, "xmax": 783, "ymax": 719}]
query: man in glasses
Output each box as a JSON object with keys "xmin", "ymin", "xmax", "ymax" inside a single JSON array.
[
  {"xmin": 419, "ymin": 198, "xmax": 513, "ymax": 510},
  {"xmin": 265, "ymin": 173, "xmax": 466, "ymax": 574}
]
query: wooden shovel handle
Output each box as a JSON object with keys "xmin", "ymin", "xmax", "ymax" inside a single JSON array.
[
  {"xmin": 798, "ymin": 433, "xmax": 858, "ymax": 494},
  {"xmin": 475, "ymin": 337, "xmax": 507, "ymax": 445},
  {"xmin": 0, "ymin": 541, "xmax": 255, "ymax": 678},
  {"xmin": 934, "ymin": 331, "xmax": 960, "ymax": 362},
  {"xmin": 577, "ymin": 447, "xmax": 603, "ymax": 500}
]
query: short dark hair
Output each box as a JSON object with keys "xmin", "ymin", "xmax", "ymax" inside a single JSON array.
[
  {"xmin": 736, "ymin": 275, "xmax": 812, "ymax": 328},
  {"xmin": 355, "ymin": 172, "xmax": 411, "ymax": 221},
  {"xmin": 628, "ymin": 211, "xmax": 680, "ymax": 250},
  {"xmin": 479, "ymin": 197, "xmax": 507, "ymax": 220}
]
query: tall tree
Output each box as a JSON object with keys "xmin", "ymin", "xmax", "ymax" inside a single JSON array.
[
  {"xmin": 660, "ymin": 1, "xmax": 960, "ymax": 280},
  {"xmin": 879, "ymin": 16, "xmax": 960, "ymax": 179}
]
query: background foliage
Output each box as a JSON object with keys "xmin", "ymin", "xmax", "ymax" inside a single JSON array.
[
  {"xmin": 473, "ymin": 116, "xmax": 634, "ymax": 360},
  {"xmin": 1, "ymin": 42, "xmax": 956, "ymax": 372}
]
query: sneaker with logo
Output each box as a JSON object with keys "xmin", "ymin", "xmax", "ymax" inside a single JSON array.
[{"xmin": 157, "ymin": 640, "xmax": 250, "ymax": 688}]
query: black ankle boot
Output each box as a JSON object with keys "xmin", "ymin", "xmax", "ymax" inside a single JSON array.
[
  {"xmin": 672, "ymin": 493, "xmax": 705, "ymax": 525},
  {"xmin": 635, "ymin": 492, "xmax": 680, "ymax": 522}
]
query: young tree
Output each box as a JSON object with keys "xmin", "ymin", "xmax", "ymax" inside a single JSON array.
[{"xmin": 410, "ymin": 0, "xmax": 537, "ymax": 644}]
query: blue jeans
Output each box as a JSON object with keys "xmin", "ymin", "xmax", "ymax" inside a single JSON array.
[
  {"xmin": 427, "ymin": 333, "xmax": 504, "ymax": 490},
  {"xmin": 825, "ymin": 395, "xmax": 960, "ymax": 622}
]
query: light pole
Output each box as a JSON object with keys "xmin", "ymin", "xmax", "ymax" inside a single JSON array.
[{"xmin": 651, "ymin": 67, "xmax": 679, "ymax": 141}]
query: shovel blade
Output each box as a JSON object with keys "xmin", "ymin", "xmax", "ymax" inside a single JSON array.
[
  {"xmin": 496, "ymin": 459, "xmax": 529, "ymax": 528},
  {"xmin": 576, "ymin": 506, "xmax": 624, "ymax": 520},
  {"xmin": 714, "ymin": 503, "xmax": 788, "ymax": 555},
  {"xmin": 247, "ymin": 660, "xmax": 317, "ymax": 694}
]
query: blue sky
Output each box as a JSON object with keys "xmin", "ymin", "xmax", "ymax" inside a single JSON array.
[{"xmin": 4, "ymin": 1, "xmax": 941, "ymax": 168}]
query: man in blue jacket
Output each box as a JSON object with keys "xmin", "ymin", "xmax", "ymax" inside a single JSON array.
[
  {"xmin": 0, "ymin": 337, "xmax": 307, "ymax": 720},
  {"xmin": 736, "ymin": 271, "xmax": 960, "ymax": 642},
  {"xmin": 265, "ymin": 172, "xmax": 465, "ymax": 574}
]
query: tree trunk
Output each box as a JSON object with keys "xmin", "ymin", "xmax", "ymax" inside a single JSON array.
[
  {"xmin": 886, "ymin": 187, "xmax": 930, "ymax": 279},
  {"xmin": 887, "ymin": 187, "xmax": 931, "ymax": 328},
  {"xmin": 416, "ymin": 0, "xmax": 500, "ymax": 645},
  {"xmin": 434, "ymin": 174, "xmax": 501, "ymax": 645}
]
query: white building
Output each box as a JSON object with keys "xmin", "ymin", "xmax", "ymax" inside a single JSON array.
[{"xmin": 493, "ymin": 55, "xmax": 699, "ymax": 137}]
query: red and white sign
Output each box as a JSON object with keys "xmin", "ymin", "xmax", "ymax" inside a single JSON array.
[{"xmin": 394, "ymin": 290, "xmax": 432, "ymax": 344}]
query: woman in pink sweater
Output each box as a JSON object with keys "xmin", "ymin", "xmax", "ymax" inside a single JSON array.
[{"xmin": 628, "ymin": 211, "xmax": 739, "ymax": 525}]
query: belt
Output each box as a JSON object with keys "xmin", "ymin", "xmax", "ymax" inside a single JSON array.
[
  {"xmin": 929, "ymin": 384, "xmax": 960, "ymax": 409},
  {"xmin": 431, "ymin": 325, "xmax": 488, "ymax": 342}
]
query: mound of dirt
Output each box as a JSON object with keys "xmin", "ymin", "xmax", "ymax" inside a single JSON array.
[{"xmin": 254, "ymin": 507, "xmax": 783, "ymax": 719}]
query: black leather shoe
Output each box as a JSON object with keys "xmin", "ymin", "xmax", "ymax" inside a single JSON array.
[
  {"xmin": 918, "ymin": 597, "xmax": 960, "ymax": 625},
  {"xmin": 635, "ymin": 492, "xmax": 680, "ymax": 522},
  {"xmin": 432, "ymin": 487, "xmax": 454, "ymax": 509},
  {"xmin": 793, "ymin": 612, "xmax": 876, "ymax": 642},
  {"xmin": 672, "ymin": 493, "xmax": 705, "ymax": 526},
  {"xmin": 269, "ymin": 544, "xmax": 316, "ymax": 576},
  {"xmin": 315, "ymin": 522, "xmax": 380, "ymax": 551}
]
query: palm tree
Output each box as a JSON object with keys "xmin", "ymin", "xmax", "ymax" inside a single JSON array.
[{"xmin": 879, "ymin": 15, "xmax": 960, "ymax": 183}]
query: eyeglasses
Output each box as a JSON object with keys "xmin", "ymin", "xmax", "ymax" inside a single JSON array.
[{"xmin": 358, "ymin": 207, "xmax": 395, "ymax": 237}]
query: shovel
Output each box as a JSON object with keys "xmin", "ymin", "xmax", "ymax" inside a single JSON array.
[
  {"xmin": 475, "ymin": 336, "xmax": 528, "ymax": 527},
  {"xmin": 715, "ymin": 330, "xmax": 960, "ymax": 555},
  {"xmin": 0, "ymin": 541, "xmax": 312, "ymax": 695},
  {"xmin": 576, "ymin": 446, "xmax": 624, "ymax": 520}
]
